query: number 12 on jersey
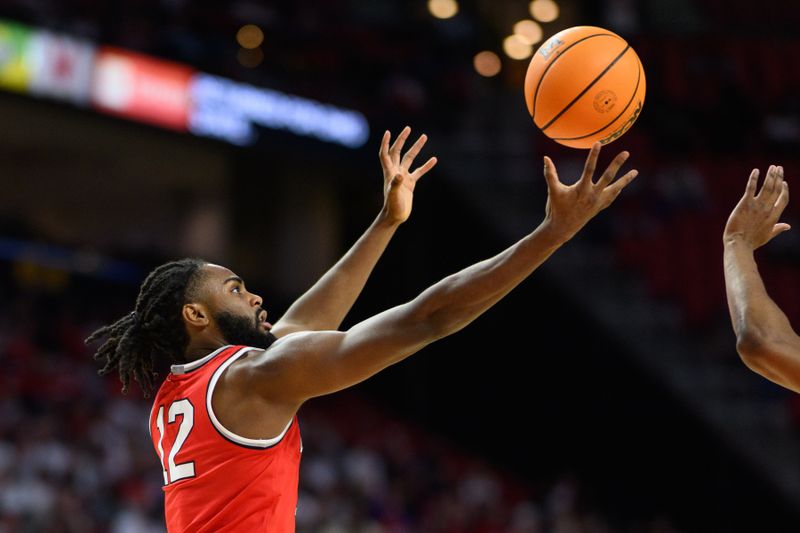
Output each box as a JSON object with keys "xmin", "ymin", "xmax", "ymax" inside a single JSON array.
[{"xmin": 154, "ymin": 399, "xmax": 196, "ymax": 485}]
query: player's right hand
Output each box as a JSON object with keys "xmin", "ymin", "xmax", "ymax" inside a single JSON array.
[
  {"xmin": 541, "ymin": 142, "xmax": 638, "ymax": 242},
  {"xmin": 724, "ymin": 165, "xmax": 790, "ymax": 250}
]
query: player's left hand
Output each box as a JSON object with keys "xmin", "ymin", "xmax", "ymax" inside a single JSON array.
[
  {"xmin": 724, "ymin": 165, "xmax": 790, "ymax": 250},
  {"xmin": 379, "ymin": 126, "xmax": 438, "ymax": 225}
]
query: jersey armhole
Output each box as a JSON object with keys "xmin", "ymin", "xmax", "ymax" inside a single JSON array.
[
  {"xmin": 206, "ymin": 346, "xmax": 293, "ymax": 449},
  {"xmin": 148, "ymin": 399, "xmax": 157, "ymax": 438}
]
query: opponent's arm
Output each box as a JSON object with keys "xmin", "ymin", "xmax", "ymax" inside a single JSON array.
[
  {"xmin": 243, "ymin": 143, "xmax": 638, "ymax": 403},
  {"xmin": 723, "ymin": 165, "xmax": 800, "ymax": 392},
  {"xmin": 270, "ymin": 127, "xmax": 437, "ymax": 338}
]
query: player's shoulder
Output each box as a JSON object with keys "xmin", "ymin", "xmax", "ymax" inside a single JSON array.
[{"xmin": 229, "ymin": 330, "xmax": 342, "ymax": 376}]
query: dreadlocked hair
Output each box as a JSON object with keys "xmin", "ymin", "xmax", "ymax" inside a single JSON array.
[{"xmin": 86, "ymin": 258, "xmax": 207, "ymax": 398}]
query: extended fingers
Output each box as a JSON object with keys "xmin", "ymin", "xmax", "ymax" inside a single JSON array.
[
  {"xmin": 775, "ymin": 165, "xmax": 786, "ymax": 196},
  {"xmin": 401, "ymin": 133, "xmax": 428, "ymax": 169},
  {"xmin": 604, "ymin": 168, "xmax": 639, "ymax": 198},
  {"xmin": 379, "ymin": 130, "xmax": 392, "ymax": 168},
  {"xmin": 596, "ymin": 150, "xmax": 630, "ymax": 188},
  {"xmin": 410, "ymin": 156, "xmax": 438, "ymax": 181},
  {"xmin": 771, "ymin": 223, "xmax": 792, "ymax": 239},
  {"xmin": 774, "ymin": 180, "xmax": 790, "ymax": 216},
  {"xmin": 543, "ymin": 156, "xmax": 560, "ymax": 190},
  {"xmin": 389, "ymin": 126, "xmax": 412, "ymax": 162},
  {"xmin": 757, "ymin": 165, "xmax": 781, "ymax": 201},
  {"xmin": 579, "ymin": 142, "xmax": 602, "ymax": 186},
  {"xmin": 766, "ymin": 165, "xmax": 781, "ymax": 195},
  {"xmin": 743, "ymin": 168, "xmax": 759, "ymax": 199},
  {"xmin": 768, "ymin": 180, "xmax": 792, "ymax": 241}
]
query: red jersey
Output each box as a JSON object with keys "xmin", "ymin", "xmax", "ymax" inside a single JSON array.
[{"xmin": 149, "ymin": 345, "xmax": 302, "ymax": 532}]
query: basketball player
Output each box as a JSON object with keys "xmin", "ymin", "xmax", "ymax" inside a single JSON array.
[
  {"xmin": 87, "ymin": 128, "xmax": 638, "ymax": 532},
  {"xmin": 724, "ymin": 165, "xmax": 799, "ymax": 390}
]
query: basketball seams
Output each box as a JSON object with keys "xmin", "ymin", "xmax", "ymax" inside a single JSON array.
[
  {"xmin": 532, "ymin": 33, "xmax": 622, "ymax": 123},
  {"xmin": 532, "ymin": 33, "xmax": 625, "ymax": 126},
  {"xmin": 552, "ymin": 56, "xmax": 642, "ymax": 141},
  {"xmin": 541, "ymin": 44, "xmax": 632, "ymax": 132}
]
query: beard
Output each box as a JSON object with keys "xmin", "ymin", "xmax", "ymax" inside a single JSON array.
[{"xmin": 214, "ymin": 309, "xmax": 277, "ymax": 350}]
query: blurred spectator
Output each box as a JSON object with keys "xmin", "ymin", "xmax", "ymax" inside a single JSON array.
[{"xmin": 0, "ymin": 277, "xmax": 683, "ymax": 532}]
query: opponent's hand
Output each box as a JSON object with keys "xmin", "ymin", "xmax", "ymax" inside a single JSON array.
[
  {"xmin": 724, "ymin": 165, "xmax": 790, "ymax": 250},
  {"xmin": 542, "ymin": 142, "xmax": 638, "ymax": 242},
  {"xmin": 378, "ymin": 126, "xmax": 438, "ymax": 225}
]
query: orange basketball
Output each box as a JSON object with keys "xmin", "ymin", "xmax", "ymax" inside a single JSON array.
[{"xmin": 524, "ymin": 26, "xmax": 646, "ymax": 149}]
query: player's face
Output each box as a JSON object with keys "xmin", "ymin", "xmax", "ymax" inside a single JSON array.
[{"xmin": 200, "ymin": 264, "xmax": 277, "ymax": 349}]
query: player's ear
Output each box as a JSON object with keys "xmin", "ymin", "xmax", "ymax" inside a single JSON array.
[{"xmin": 182, "ymin": 303, "xmax": 210, "ymax": 328}]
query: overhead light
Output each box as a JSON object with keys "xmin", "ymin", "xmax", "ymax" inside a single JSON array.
[
  {"xmin": 513, "ymin": 20, "xmax": 543, "ymax": 45},
  {"xmin": 530, "ymin": 0, "xmax": 559, "ymax": 23},
  {"xmin": 474, "ymin": 51, "xmax": 501, "ymax": 77},
  {"xmin": 503, "ymin": 35, "xmax": 533, "ymax": 60},
  {"xmin": 236, "ymin": 24, "xmax": 264, "ymax": 49},
  {"xmin": 428, "ymin": 0, "xmax": 459, "ymax": 19}
]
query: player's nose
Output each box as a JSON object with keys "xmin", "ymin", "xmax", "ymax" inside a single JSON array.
[{"xmin": 250, "ymin": 292, "xmax": 263, "ymax": 308}]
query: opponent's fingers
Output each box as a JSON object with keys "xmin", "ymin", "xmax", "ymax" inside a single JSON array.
[
  {"xmin": 743, "ymin": 168, "xmax": 759, "ymax": 199},
  {"xmin": 401, "ymin": 134, "xmax": 428, "ymax": 169},
  {"xmin": 604, "ymin": 168, "xmax": 639, "ymax": 198},
  {"xmin": 389, "ymin": 126, "xmax": 412, "ymax": 161},
  {"xmin": 770, "ymin": 222, "xmax": 792, "ymax": 240},
  {"xmin": 596, "ymin": 150, "xmax": 630, "ymax": 188},
  {"xmin": 543, "ymin": 156, "xmax": 560, "ymax": 190},
  {"xmin": 776, "ymin": 165, "xmax": 786, "ymax": 196},
  {"xmin": 410, "ymin": 157, "xmax": 438, "ymax": 181},
  {"xmin": 757, "ymin": 165, "xmax": 779, "ymax": 200},
  {"xmin": 379, "ymin": 130, "xmax": 392, "ymax": 169},
  {"xmin": 579, "ymin": 142, "xmax": 602, "ymax": 186},
  {"xmin": 767, "ymin": 165, "xmax": 784, "ymax": 199},
  {"xmin": 774, "ymin": 181, "xmax": 790, "ymax": 216}
]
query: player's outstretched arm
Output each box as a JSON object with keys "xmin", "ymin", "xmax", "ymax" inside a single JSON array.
[
  {"xmin": 270, "ymin": 126, "xmax": 437, "ymax": 338},
  {"xmin": 240, "ymin": 143, "xmax": 637, "ymax": 405},
  {"xmin": 723, "ymin": 165, "xmax": 800, "ymax": 392}
]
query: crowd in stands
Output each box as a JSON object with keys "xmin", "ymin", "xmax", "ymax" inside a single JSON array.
[
  {"xmin": 597, "ymin": 23, "xmax": 800, "ymax": 430},
  {"xmin": 0, "ymin": 279, "xmax": 686, "ymax": 532},
  {"xmin": 607, "ymin": 29, "xmax": 800, "ymax": 331},
  {"xmin": 2, "ymin": 0, "xmax": 800, "ymax": 530}
]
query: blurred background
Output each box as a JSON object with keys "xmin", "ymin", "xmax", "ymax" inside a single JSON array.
[{"xmin": 1, "ymin": 0, "xmax": 800, "ymax": 531}]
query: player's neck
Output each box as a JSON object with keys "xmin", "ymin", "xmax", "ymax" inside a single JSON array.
[{"xmin": 183, "ymin": 337, "xmax": 228, "ymax": 363}]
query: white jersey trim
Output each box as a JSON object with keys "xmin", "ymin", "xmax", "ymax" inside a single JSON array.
[
  {"xmin": 206, "ymin": 346, "xmax": 293, "ymax": 449},
  {"xmin": 170, "ymin": 345, "xmax": 231, "ymax": 375}
]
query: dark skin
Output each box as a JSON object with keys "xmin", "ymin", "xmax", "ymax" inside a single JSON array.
[
  {"xmin": 181, "ymin": 264, "xmax": 288, "ymax": 438},
  {"xmin": 180, "ymin": 137, "xmax": 638, "ymax": 440},
  {"xmin": 724, "ymin": 165, "xmax": 800, "ymax": 392},
  {"xmin": 184, "ymin": 126, "xmax": 439, "ymax": 438}
]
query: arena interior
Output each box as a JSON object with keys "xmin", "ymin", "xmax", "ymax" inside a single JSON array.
[{"xmin": 2, "ymin": 1, "xmax": 800, "ymax": 531}]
